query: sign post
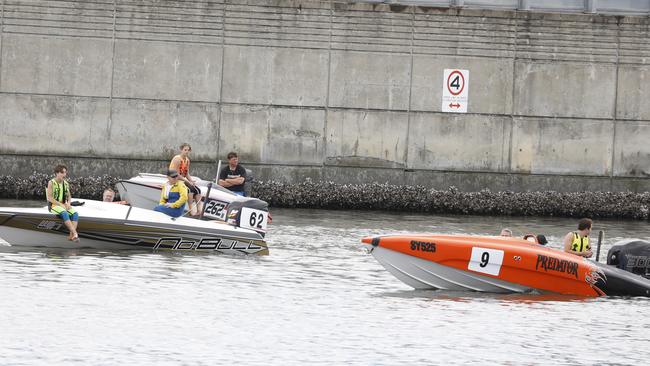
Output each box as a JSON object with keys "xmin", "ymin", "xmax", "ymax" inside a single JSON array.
[{"xmin": 441, "ymin": 69, "xmax": 469, "ymax": 113}]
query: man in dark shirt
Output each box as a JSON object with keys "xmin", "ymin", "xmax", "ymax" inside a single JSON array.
[{"xmin": 218, "ymin": 151, "xmax": 247, "ymax": 196}]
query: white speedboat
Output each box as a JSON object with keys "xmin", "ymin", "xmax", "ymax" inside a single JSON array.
[
  {"xmin": 0, "ymin": 199, "xmax": 268, "ymax": 255},
  {"xmin": 116, "ymin": 173, "xmax": 269, "ymax": 235}
]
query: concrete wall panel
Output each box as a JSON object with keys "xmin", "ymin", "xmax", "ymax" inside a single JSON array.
[
  {"xmin": 113, "ymin": 40, "xmax": 222, "ymax": 102},
  {"xmin": 514, "ymin": 61, "xmax": 617, "ymax": 119},
  {"xmin": 613, "ymin": 121, "xmax": 650, "ymax": 177},
  {"xmin": 222, "ymin": 46, "xmax": 329, "ymax": 106},
  {"xmin": 329, "ymin": 51, "xmax": 411, "ymax": 110},
  {"xmin": 219, "ymin": 105, "xmax": 325, "ymax": 165},
  {"xmin": 108, "ymin": 99, "xmax": 219, "ymax": 160},
  {"xmin": 0, "ymin": 34, "xmax": 112, "ymax": 96},
  {"xmin": 616, "ymin": 65, "xmax": 650, "ymax": 121},
  {"xmin": 511, "ymin": 118, "xmax": 613, "ymax": 175},
  {"xmin": 407, "ymin": 113, "xmax": 509, "ymax": 171},
  {"xmin": 0, "ymin": 94, "xmax": 109, "ymax": 155},
  {"xmin": 326, "ymin": 110, "xmax": 408, "ymax": 168},
  {"xmin": 411, "ymin": 55, "xmax": 513, "ymax": 114}
]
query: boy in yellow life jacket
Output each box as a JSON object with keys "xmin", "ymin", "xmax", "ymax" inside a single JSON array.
[
  {"xmin": 45, "ymin": 164, "xmax": 79, "ymax": 242},
  {"xmin": 563, "ymin": 218, "xmax": 593, "ymax": 258},
  {"xmin": 153, "ymin": 169, "xmax": 188, "ymax": 218}
]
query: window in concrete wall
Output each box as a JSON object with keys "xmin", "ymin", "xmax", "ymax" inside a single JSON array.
[
  {"xmin": 359, "ymin": 0, "xmax": 650, "ymax": 15},
  {"xmin": 597, "ymin": 0, "xmax": 650, "ymax": 14}
]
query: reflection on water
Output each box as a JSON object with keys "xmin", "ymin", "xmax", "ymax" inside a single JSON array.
[{"xmin": 1, "ymin": 202, "xmax": 649, "ymax": 365}]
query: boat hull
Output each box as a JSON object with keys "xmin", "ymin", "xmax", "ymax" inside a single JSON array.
[
  {"xmin": 0, "ymin": 200, "xmax": 268, "ymax": 255},
  {"xmin": 362, "ymin": 234, "xmax": 650, "ymax": 297}
]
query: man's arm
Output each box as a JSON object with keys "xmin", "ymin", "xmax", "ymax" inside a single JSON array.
[
  {"xmin": 217, "ymin": 168, "xmax": 230, "ymax": 187},
  {"xmin": 171, "ymin": 183, "xmax": 189, "ymax": 208},
  {"xmin": 159, "ymin": 186, "xmax": 167, "ymax": 205},
  {"xmin": 226, "ymin": 166, "xmax": 246, "ymax": 185}
]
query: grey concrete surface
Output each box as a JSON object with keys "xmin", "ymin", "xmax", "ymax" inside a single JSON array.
[
  {"xmin": 513, "ymin": 61, "xmax": 617, "ymax": 119},
  {"xmin": 1, "ymin": 0, "xmax": 650, "ymax": 194},
  {"xmin": 0, "ymin": 94, "xmax": 110, "ymax": 155},
  {"xmin": 222, "ymin": 46, "xmax": 330, "ymax": 106},
  {"xmin": 108, "ymin": 99, "xmax": 220, "ymax": 160},
  {"xmin": 1, "ymin": 34, "xmax": 113, "ymax": 97},
  {"xmin": 616, "ymin": 65, "xmax": 650, "ymax": 121},
  {"xmin": 113, "ymin": 40, "xmax": 223, "ymax": 102},
  {"xmin": 326, "ymin": 109, "xmax": 408, "ymax": 168},
  {"xmin": 328, "ymin": 51, "xmax": 411, "ymax": 110},
  {"xmin": 407, "ymin": 113, "xmax": 509, "ymax": 171},
  {"xmin": 510, "ymin": 117, "xmax": 614, "ymax": 175},
  {"xmin": 613, "ymin": 121, "xmax": 650, "ymax": 178},
  {"xmin": 219, "ymin": 104, "xmax": 325, "ymax": 165}
]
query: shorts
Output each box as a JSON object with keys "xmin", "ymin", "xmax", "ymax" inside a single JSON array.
[
  {"xmin": 50, "ymin": 205, "xmax": 78, "ymax": 221},
  {"xmin": 187, "ymin": 184, "xmax": 201, "ymax": 196}
]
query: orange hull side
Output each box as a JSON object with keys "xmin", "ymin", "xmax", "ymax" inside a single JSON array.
[{"xmin": 363, "ymin": 234, "xmax": 604, "ymax": 297}]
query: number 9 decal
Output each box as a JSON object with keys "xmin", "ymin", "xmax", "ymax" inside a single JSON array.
[{"xmin": 468, "ymin": 247, "xmax": 504, "ymax": 276}]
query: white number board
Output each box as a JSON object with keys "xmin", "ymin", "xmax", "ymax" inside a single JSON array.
[
  {"xmin": 240, "ymin": 207, "xmax": 268, "ymax": 232},
  {"xmin": 468, "ymin": 247, "xmax": 504, "ymax": 276},
  {"xmin": 442, "ymin": 69, "xmax": 469, "ymax": 113},
  {"xmin": 202, "ymin": 199, "xmax": 227, "ymax": 221}
]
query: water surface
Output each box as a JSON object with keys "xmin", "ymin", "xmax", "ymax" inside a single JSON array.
[{"xmin": 1, "ymin": 200, "xmax": 648, "ymax": 365}]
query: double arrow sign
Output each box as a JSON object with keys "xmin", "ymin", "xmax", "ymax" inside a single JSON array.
[{"xmin": 448, "ymin": 103, "xmax": 461, "ymax": 108}]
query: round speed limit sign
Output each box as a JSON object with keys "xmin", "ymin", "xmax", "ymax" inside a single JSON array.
[
  {"xmin": 442, "ymin": 69, "xmax": 469, "ymax": 113},
  {"xmin": 447, "ymin": 70, "xmax": 465, "ymax": 96}
]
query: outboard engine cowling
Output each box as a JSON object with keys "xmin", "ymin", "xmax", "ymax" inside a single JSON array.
[
  {"xmin": 607, "ymin": 240, "xmax": 650, "ymax": 279},
  {"xmin": 226, "ymin": 198, "xmax": 270, "ymax": 237}
]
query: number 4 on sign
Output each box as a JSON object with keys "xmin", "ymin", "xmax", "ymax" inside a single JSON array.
[{"xmin": 441, "ymin": 68, "xmax": 469, "ymax": 113}]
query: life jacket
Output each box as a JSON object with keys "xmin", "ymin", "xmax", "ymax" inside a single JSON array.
[
  {"xmin": 571, "ymin": 232, "xmax": 591, "ymax": 252},
  {"xmin": 47, "ymin": 179, "xmax": 69, "ymax": 210},
  {"xmin": 178, "ymin": 157, "xmax": 190, "ymax": 177},
  {"xmin": 161, "ymin": 181, "xmax": 188, "ymax": 208}
]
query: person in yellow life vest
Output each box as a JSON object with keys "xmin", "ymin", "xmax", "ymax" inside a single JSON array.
[
  {"xmin": 45, "ymin": 164, "xmax": 79, "ymax": 242},
  {"xmin": 563, "ymin": 218, "xmax": 593, "ymax": 258},
  {"xmin": 153, "ymin": 169, "xmax": 188, "ymax": 218},
  {"xmin": 169, "ymin": 143, "xmax": 202, "ymax": 216}
]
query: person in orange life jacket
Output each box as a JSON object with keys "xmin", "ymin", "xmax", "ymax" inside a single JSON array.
[
  {"xmin": 563, "ymin": 218, "xmax": 593, "ymax": 258},
  {"xmin": 45, "ymin": 164, "xmax": 79, "ymax": 242},
  {"xmin": 153, "ymin": 169, "xmax": 188, "ymax": 218},
  {"xmin": 218, "ymin": 151, "xmax": 246, "ymax": 196},
  {"xmin": 169, "ymin": 143, "xmax": 202, "ymax": 216},
  {"xmin": 102, "ymin": 188, "xmax": 128, "ymax": 205}
]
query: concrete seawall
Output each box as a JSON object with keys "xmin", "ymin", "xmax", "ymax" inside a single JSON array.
[{"xmin": 1, "ymin": 0, "xmax": 649, "ymax": 193}]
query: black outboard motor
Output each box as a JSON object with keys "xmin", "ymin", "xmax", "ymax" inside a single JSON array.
[
  {"xmin": 607, "ymin": 240, "xmax": 650, "ymax": 279},
  {"xmin": 226, "ymin": 198, "xmax": 270, "ymax": 237}
]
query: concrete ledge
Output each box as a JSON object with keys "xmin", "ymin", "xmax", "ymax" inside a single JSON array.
[{"xmin": 2, "ymin": 155, "xmax": 649, "ymax": 194}]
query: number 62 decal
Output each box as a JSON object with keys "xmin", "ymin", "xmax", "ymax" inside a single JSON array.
[
  {"xmin": 468, "ymin": 247, "xmax": 504, "ymax": 276},
  {"xmin": 240, "ymin": 207, "xmax": 268, "ymax": 231}
]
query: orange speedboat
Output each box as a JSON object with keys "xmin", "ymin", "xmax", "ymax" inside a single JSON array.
[{"xmin": 361, "ymin": 234, "xmax": 650, "ymax": 297}]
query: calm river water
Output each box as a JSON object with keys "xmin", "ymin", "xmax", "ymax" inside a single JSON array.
[{"xmin": 1, "ymin": 200, "xmax": 649, "ymax": 365}]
